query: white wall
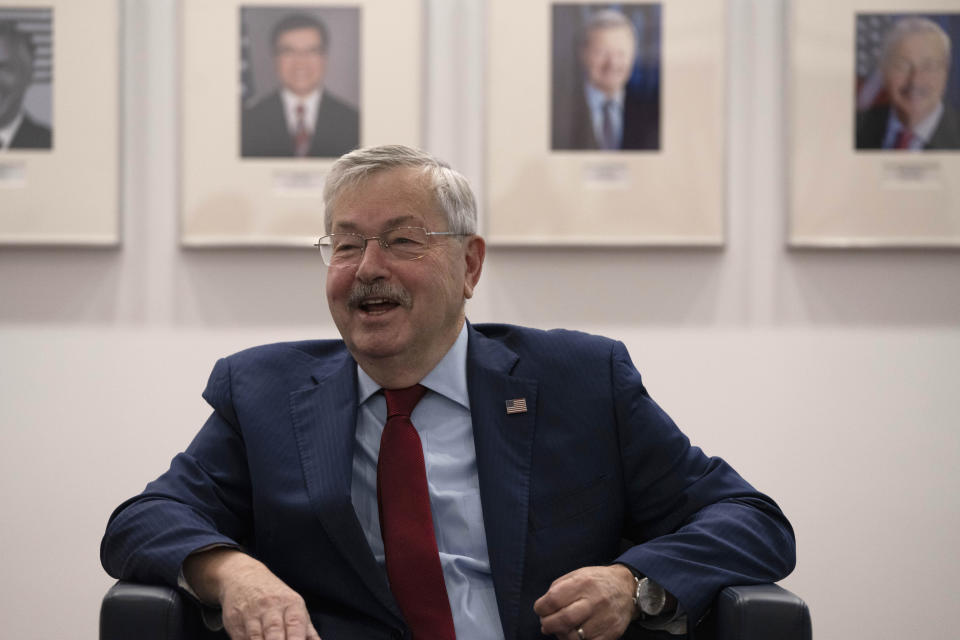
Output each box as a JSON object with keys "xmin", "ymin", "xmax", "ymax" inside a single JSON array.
[{"xmin": 1, "ymin": 1, "xmax": 958, "ymax": 638}]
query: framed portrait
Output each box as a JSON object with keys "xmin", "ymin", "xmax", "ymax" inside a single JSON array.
[
  {"xmin": 485, "ymin": 0, "xmax": 726, "ymax": 246},
  {"xmin": 789, "ymin": 1, "xmax": 960, "ymax": 247},
  {"xmin": 180, "ymin": 0, "xmax": 422, "ymax": 247},
  {"xmin": 0, "ymin": 1, "xmax": 119, "ymax": 245}
]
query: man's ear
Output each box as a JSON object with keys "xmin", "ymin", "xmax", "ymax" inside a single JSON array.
[{"xmin": 462, "ymin": 235, "xmax": 486, "ymax": 299}]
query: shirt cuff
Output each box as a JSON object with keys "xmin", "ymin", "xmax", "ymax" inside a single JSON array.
[
  {"xmin": 636, "ymin": 603, "xmax": 687, "ymax": 636},
  {"xmin": 176, "ymin": 569, "xmax": 226, "ymax": 631}
]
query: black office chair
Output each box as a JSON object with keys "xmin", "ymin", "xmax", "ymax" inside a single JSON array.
[{"xmin": 100, "ymin": 580, "xmax": 811, "ymax": 640}]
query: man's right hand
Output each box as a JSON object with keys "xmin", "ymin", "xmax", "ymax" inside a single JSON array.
[{"xmin": 183, "ymin": 548, "xmax": 320, "ymax": 640}]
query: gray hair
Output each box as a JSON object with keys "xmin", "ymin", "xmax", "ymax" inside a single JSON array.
[
  {"xmin": 323, "ymin": 145, "xmax": 477, "ymax": 235},
  {"xmin": 580, "ymin": 8, "xmax": 637, "ymax": 48},
  {"xmin": 881, "ymin": 17, "xmax": 952, "ymax": 69}
]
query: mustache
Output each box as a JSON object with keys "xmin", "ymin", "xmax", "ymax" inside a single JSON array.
[{"xmin": 347, "ymin": 281, "xmax": 412, "ymax": 309}]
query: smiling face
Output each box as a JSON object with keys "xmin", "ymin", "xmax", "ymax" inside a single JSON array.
[
  {"xmin": 324, "ymin": 167, "xmax": 484, "ymax": 386},
  {"xmin": 883, "ymin": 31, "xmax": 950, "ymax": 128},
  {"xmin": 0, "ymin": 33, "xmax": 33, "ymax": 128},
  {"xmin": 580, "ymin": 24, "xmax": 636, "ymax": 98},
  {"xmin": 273, "ymin": 26, "xmax": 327, "ymax": 97}
]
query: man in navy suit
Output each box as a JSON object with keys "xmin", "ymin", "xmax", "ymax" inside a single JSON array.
[
  {"xmin": 0, "ymin": 20, "xmax": 52, "ymax": 150},
  {"xmin": 856, "ymin": 17, "xmax": 960, "ymax": 151},
  {"xmin": 102, "ymin": 145, "xmax": 794, "ymax": 640},
  {"xmin": 241, "ymin": 13, "xmax": 359, "ymax": 158}
]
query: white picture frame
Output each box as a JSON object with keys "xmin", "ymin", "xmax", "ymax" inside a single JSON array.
[
  {"xmin": 484, "ymin": 0, "xmax": 726, "ymax": 246},
  {"xmin": 0, "ymin": 1, "xmax": 119, "ymax": 246},
  {"xmin": 180, "ymin": 0, "xmax": 423, "ymax": 247},
  {"xmin": 788, "ymin": 1, "xmax": 960, "ymax": 248}
]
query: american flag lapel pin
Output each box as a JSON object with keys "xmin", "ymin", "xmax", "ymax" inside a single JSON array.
[{"xmin": 505, "ymin": 398, "xmax": 528, "ymax": 415}]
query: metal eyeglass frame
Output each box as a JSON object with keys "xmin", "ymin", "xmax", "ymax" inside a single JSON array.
[{"xmin": 313, "ymin": 226, "xmax": 466, "ymax": 267}]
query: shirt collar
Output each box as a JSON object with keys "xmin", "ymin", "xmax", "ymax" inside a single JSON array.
[
  {"xmin": 0, "ymin": 110, "xmax": 25, "ymax": 150},
  {"xmin": 356, "ymin": 322, "xmax": 470, "ymax": 410},
  {"xmin": 280, "ymin": 88, "xmax": 322, "ymax": 125}
]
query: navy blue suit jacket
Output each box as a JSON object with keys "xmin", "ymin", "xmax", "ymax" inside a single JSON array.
[
  {"xmin": 240, "ymin": 90, "xmax": 359, "ymax": 158},
  {"xmin": 552, "ymin": 86, "xmax": 660, "ymax": 151},
  {"xmin": 101, "ymin": 323, "xmax": 795, "ymax": 639}
]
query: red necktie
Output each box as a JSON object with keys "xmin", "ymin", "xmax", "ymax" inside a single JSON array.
[
  {"xmin": 293, "ymin": 103, "xmax": 311, "ymax": 157},
  {"xmin": 894, "ymin": 128, "xmax": 915, "ymax": 150},
  {"xmin": 377, "ymin": 385, "xmax": 456, "ymax": 639}
]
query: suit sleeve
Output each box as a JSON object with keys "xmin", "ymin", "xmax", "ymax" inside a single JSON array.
[
  {"xmin": 100, "ymin": 357, "xmax": 254, "ymax": 588},
  {"xmin": 608, "ymin": 341, "xmax": 796, "ymax": 623}
]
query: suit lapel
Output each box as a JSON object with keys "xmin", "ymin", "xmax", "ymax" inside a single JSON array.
[
  {"xmin": 267, "ymin": 92, "xmax": 295, "ymax": 155},
  {"xmin": 287, "ymin": 353, "xmax": 403, "ymax": 626},
  {"xmin": 575, "ymin": 89, "xmax": 601, "ymax": 149},
  {"xmin": 929, "ymin": 106, "xmax": 960, "ymax": 149},
  {"xmin": 467, "ymin": 326, "xmax": 538, "ymax": 640}
]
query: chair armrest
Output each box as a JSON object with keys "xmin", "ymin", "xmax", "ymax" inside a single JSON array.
[
  {"xmin": 99, "ymin": 581, "xmax": 224, "ymax": 640},
  {"xmin": 714, "ymin": 584, "xmax": 811, "ymax": 640},
  {"xmin": 100, "ymin": 579, "xmax": 810, "ymax": 640}
]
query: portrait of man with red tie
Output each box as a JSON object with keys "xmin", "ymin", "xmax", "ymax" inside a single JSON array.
[
  {"xmin": 855, "ymin": 14, "xmax": 960, "ymax": 151},
  {"xmin": 240, "ymin": 9, "xmax": 360, "ymax": 159},
  {"xmin": 102, "ymin": 145, "xmax": 795, "ymax": 640},
  {"xmin": 551, "ymin": 5, "xmax": 660, "ymax": 152}
]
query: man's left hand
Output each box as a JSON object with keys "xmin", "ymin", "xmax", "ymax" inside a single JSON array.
[{"xmin": 533, "ymin": 564, "xmax": 637, "ymax": 640}]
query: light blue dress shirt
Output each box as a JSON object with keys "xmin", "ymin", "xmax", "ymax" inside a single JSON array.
[{"xmin": 351, "ymin": 324, "xmax": 506, "ymax": 639}]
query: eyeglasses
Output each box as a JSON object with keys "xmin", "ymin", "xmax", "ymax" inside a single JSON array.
[{"xmin": 314, "ymin": 226, "xmax": 465, "ymax": 268}]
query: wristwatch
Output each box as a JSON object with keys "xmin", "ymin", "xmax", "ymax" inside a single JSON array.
[{"xmin": 632, "ymin": 575, "xmax": 667, "ymax": 617}]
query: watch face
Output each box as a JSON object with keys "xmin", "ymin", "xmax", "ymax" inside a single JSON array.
[{"xmin": 638, "ymin": 577, "xmax": 667, "ymax": 616}]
